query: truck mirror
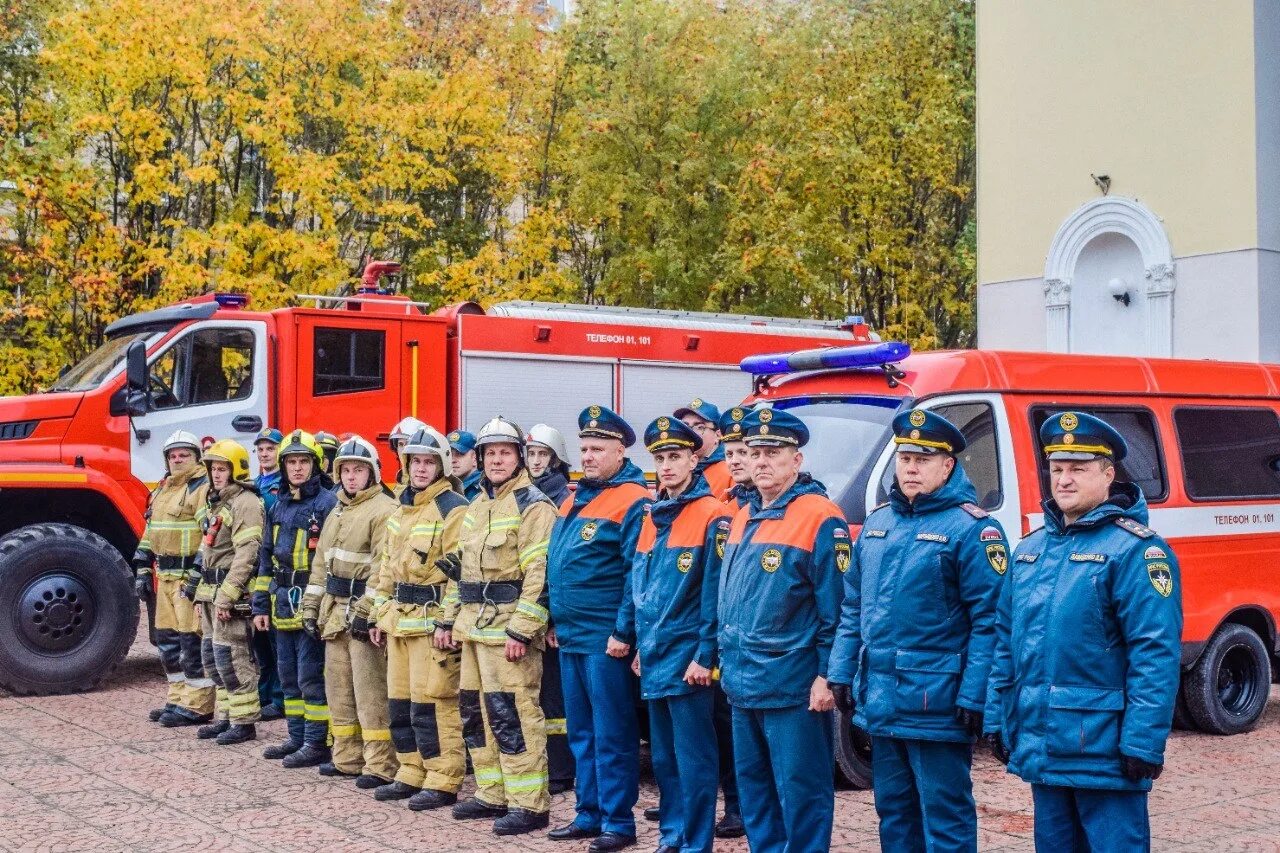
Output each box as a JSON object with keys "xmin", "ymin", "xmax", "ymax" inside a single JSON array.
[{"xmin": 112, "ymin": 339, "xmax": 150, "ymax": 417}]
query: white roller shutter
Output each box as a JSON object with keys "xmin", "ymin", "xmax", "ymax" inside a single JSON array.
[{"xmin": 619, "ymin": 361, "xmax": 753, "ymax": 470}]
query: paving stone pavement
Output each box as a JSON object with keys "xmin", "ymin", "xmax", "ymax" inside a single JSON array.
[{"xmin": 2, "ymin": 621, "xmax": 1279, "ymax": 852}]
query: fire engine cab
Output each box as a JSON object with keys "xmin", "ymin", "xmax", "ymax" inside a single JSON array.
[
  {"xmin": 743, "ymin": 341, "xmax": 1280, "ymax": 787},
  {"xmin": 0, "ymin": 281, "xmax": 860, "ymax": 697}
]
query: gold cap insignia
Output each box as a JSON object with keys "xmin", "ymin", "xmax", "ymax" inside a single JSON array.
[
  {"xmin": 1060, "ymin": 412, "xmax": 1078, "ymax": 431},
  {"xmin": 909, "ymin": 409, "xmax": 927, "ymax": 427}
]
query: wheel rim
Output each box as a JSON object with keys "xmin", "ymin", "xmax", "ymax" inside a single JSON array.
[
  {"xmin": 15, "ymin": 571, "xmax": 96, "ymax": 653},
  {"xmin": 1217, "ymin": 643, "xmax": 1262, "ymax": 717}
]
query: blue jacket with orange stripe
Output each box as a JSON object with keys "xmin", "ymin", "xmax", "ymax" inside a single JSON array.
[
  {"xmin": 717, "ymin": 474, "xmax": 848, "ymax": 709},
  {"xmin": 626, "ymin": 473, "xmax": 731, "ymax": 700},
  {"xmin": 547, "ymin": 459, "xmax": 652, "ymax": 653},
  {"xmin": 696, "ymin": 445, "xmax": 732, "ymax": 501}
]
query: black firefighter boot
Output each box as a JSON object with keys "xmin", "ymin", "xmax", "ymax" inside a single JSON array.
[
  {"xmin": 215, "ymin": 724, "xmax": 257, "ymax": 745},
  {"xmin": 493, "ymin": 808, "xmax": 550, "ymax": 836},
  {"xmin": 282, "ymin": 743, "xmax": 330, "ymax": 769},
  {"xmin": 197, "ymin": 720, "xmax": 230, "ymax": 740}
]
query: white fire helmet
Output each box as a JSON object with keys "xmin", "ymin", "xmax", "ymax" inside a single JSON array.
[
  {"xmin": 400, "ymin": 425, "xmax": 451, "ymax": 476},
  {"xmin": 476, "ymin": 416, "xmax": 525, "ymax": 460},
  {"xmin": 334, "ymin": 435, "xmax": 381, "ymax": 484},
  {"xmin": 526, "ymin": 423, "xmax": 568, "ymax": 463},
  {"xmin": 389, "ymin": 416, "xmax": 426, "ymax": 449}
]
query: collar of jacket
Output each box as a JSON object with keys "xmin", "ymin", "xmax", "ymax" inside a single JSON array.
[
  {"xmin": 697, "ymin": 443, "xmax": 725, "ymax": 469},
  {"xmin": 283, "ymin": 473, "xmax": 327, "ymax": 503},
  {"xmin": 534, "ymin": 470, "xmax": 569, "ymax": 497},
  {"xmin": 728, "ymin": 481, "xmax": 759, "ymax": 503},
  {"xmin": 165, "ymin": 463, "xmax": 204, "ymax": 490},
  {"xmin": 754, "ymin": 472, "xmax": 827, "ymax": 517},
  {"xmin": 463, "ymin": 469, "xmax": 483, "ymax": 490},
  {"xmin": 404, "ymin": 475, "xmax": 458, "ymax": 507},
  {"xmin": 1042, "ymin": 481, "xmax": 1147, "ymax": 535},
  {"xmin": 211, "ymin": 479, "xmax": 254, "ymax": 503},
  {"xmin": 341, "ymin": 482, "xmax": 385, "ymax": 507},
  {"xmin": 888, "ymin": 464, "xmax": 978, "ymax": 516},
  {"xmin": 257, "ymin": 469, "xmax": 281, "ymax": 486},
  {"xmin": 575, "ymin": 458, "xmax": 648, "ymax": 503},
  {"xmin": 650, "ymin": 470, "xmax": 712, "ymax": 527},
  {"xmin": 483, "ymin": 467, "xmax": 533, "ymax": 500}
]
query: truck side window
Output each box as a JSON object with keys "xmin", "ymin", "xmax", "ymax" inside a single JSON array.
[
  {"xmin": 1173, "ymin": 406, "xmax": 1280, "ymax": 500},
  {"xmin": 1030, "ymin": 406, "xmax": 1167, "ymax": 502},
  {"xmin": 314, "ymin": 328, "xmax": 385, "ymax": 395},
  {"xmin": 876, "ymin": 401, "xmax": 1003, "ymax": 510},
  {"xmin": 149, "ymin": 327, "xmax": 254, "ymax": 409}
]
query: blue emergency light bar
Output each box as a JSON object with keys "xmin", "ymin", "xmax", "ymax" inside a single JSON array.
[
  {"xmin": 740, "ymin": 341, "xmax": 911, "ymax": 375},
  {"xmin": 213, "ymin": 293, "xmax": 250, "ymax": 309}
]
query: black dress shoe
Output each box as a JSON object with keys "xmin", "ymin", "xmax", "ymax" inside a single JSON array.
[
  {"xmin": 494, "ymin": 808, "xmax": 550, "ymax": 836},
  {"xmin": 262, "ymin": 740, "xmax": 301, "ymax": 760},
  {"xmin": 197, "ymin": 720, "xmax": 230, "ymax": 740},
  {"xmin": 407, "ymin": 789, "xmax": 457, "ymax": 811},
  {"xmin": 374, "ymin": 780, "xmax": 421, "ymax": 802},
  {"xmin": 159, "ymin": 710, "xmax": 213, "ymax": 728},
  {"xmin": 149, "ymin": 705, "xmax": 175, "ymax": 722},
  {"xmin": 549, "ymin": 778, "xmax": 574, "ymax": 795},
  {"xmin": 355, "ymin": 774, "xmax": 391, "ymax": 790},
  {"xmin": 715, "ymin": 812, "xmax": 746, "ymax": 838},
  {"xmin": 643, "ymin": 806, "xmax": 660, "ymax": 822},
  {"xmin": 452, "ymin": 797, "xmax": 508, "ymax": 820},
  {"xmin": 588, "ymin": 832, "xmax": 637, "ymax": 853},
  {"xmin": 548, "ymin": 823, "xmax": 601, "ymax": 840},
  {"xmin": 215, "ymin": 724, "xmax": 257, "ymax": 745},
  {"xmin": 317, "ymin": 762, "xmax": 358, "ymax": 778},
  {"xmin": 282, "ymin": 744, "xmax": 330, "ymax": 769},
  {"xmin": 259, "ymin": 704, "xmax": 285, "ymax": 721}
]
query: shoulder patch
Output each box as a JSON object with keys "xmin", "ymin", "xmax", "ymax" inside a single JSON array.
[
  {"xmin": 1144, "ymin": 545, "xmax": 1168, "ymax": 560},
  {"xmin": 434, "ymin": 490, "xmax": 469, "ymax": 518},
  {"xmin": 979, "ymin": 525, "xmax": 1003, "ymax": 542},
  {"xmin": 959, "ymin": 502, "xmax": 988, "ymax": 518},
  {"xmin": 1115, "ymin": 517, "xmax": 1155, "ymax": 538}
]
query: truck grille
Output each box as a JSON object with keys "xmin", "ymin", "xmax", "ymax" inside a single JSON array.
[{"xmin": 0, "ymin": 420, "xmax": 38, "ymax": 440}]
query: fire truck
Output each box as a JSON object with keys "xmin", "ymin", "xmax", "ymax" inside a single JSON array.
[{"xmin": 0, "ymin": 277, "xmax": 862, "ymax": 701}]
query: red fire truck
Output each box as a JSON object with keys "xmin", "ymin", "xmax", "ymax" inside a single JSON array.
[{"xmin": 0, "ymin": 284, "xmax": 861, "ymax": 698}]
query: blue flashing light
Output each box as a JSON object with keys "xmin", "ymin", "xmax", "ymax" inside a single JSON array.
[
  {"xmin": 213, "ymin": 293, "xmax": 250, "ymax": 309},
  {"xmin": 740, "ymin": 341, "xmax": 911, "ymax": 375}
]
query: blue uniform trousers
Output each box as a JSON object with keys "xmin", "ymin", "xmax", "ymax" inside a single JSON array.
[
  {"xmin": 713, "ymin": 682, "xmax": 741, "ymax": 819},
  {"xmin": 1031, "ymin": 785, "xmax": 1150, "ymax": 853},
  {"xmin": 253, "ymin": 625, "xmax": 283, "ymax": 714},
  {"xmin": 561, "ymin": 652, "xmax": 639, "ymax": 835},
  {"xmin": 731, "ymin": 704, "xmax": 833, "ymax": 853},
  {"xmin": 650, "ymin": 690, "xmax": 718, "ymax": 853},
  {"xmin": 871, "ymin": 736, "xmax": 976, "ymax": 853},
  {"xmin": 276, "ymin": 627, "xmax": 328, "ymax": 746}
]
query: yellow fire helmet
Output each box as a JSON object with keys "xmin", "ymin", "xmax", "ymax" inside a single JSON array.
[
  {"xmin": 277, "ymin": 429, "xmax": 323, "ymax": 466},
  {"xmin": 203, "ymin": 439, "xmax": 251, "ymax": 482}
]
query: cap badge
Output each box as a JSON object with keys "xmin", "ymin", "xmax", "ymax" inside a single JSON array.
[
  {"xmin": 909, "ymin": 409, "xmax": 927, "ymax": 427},
  {"xmin": 1060, "ymin": 412, "xmax": 1078, "ymax": 432}
]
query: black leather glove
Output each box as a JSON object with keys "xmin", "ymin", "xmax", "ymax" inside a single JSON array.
[
  {"xmin": 1121, "ymin": 754, "xmax": 1163, "ymax": 782},
  {"xmin": 956, "ymin": 707, "xmax": 984, "ymax": 739},
  {"xmin": 134, "ymin": 573, "xmax": 153, "ymax": 600},
  {"xmin": 435, "ymin": 552, "xmax": 462, "ymax": 581},
  {"xmin": 829, "ymin": 682, "xmax": 854, "ymax": 714},
  {"xmin": 987, "ymin": 731, "xmax": 1010, "ymax": 765},
  {"xmin": 303, "ymin": 617, "xmax": 320, "ymax": 640},
  {"xmin": 349, "ymin": 615, "xmax": 371, "ymax": 643}
]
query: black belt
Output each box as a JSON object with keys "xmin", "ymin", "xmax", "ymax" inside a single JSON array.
[
  {"xmin": 394, "ymin": 582, "xmax": 444, "ymax": 606},
  {"xmin": 273, "ymin": 570, "xmax": 310, "ymax": 589},
  {"xmin": 457, "ymin": 580, "xmax": 523, "ymax": 605},
  {"xmin": 326, "ymin": 576, "xmax": 367, "ymax": 599},
  {"xmin": 201, "ymin": 568, "xmax": 228, "ymax": 585},
  {"xmin": 157, "ymin": 555, "xmax": 198, "ymax": 571}
]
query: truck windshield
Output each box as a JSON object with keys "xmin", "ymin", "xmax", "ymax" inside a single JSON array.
[
  {"xmin": 49, "ymin": 333, "xmax": 148, "ymax": 392},
  {"xmin": 770, "ymin": 396, "xmax": 902, "ymax": 524}
]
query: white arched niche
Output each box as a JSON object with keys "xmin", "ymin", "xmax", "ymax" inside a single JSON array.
[{"xmin": 1043, "ymin": 197, "xmax": 1175, "ymax": 357}]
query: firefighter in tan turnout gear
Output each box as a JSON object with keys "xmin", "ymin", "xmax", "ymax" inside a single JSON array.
[
  {"xmin": 135, "ymin": 430, "xmax": 214, "ymax": 727},
  {"xmin": 300, "ymin": 436, "xmax": 400, "ymax": 788},
  {"xmin": 360, "ymin": 426, "xmax": 471, "ymax": 809},
  {"xmin": 181, "ymin": 439, "xmax": 265, "ymax": 745},
  {"xmin": 437, "ymin": 416, "xmax": 559, "ymax": 837}
]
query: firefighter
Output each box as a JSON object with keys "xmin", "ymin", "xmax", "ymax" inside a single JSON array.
[
  {"xmin": 252, "ymin": 426, "xmax": 286, "ymax": 721},
  {"xmin": 252, "ymin": 430, "xmax": 339, "ymax": 767},
  {"xmin": 135, "ymin": 430, "xmax": 213, "ymax": 726},
  {"xmin": 717, "ymin": 407, "xmax": 844, "ymax": 853},
  {"xmin": 524, "ymin": 422, "xmax": 575, "ymax": 795},
  {"xmin": 300, "ymin": 435, "xmax": 399, "ymax": 787},
  {"xmin": 827, "ymin": 409, "xmax": 1007, "ymax": 852},
  {"xmin": 358, "ymin": 426, "xmax": 469, "ymax": 808},
  {"xmin": 182, "ymin": 440, "xmax": 264, "ymax": 744},
  {"xmin": 448, "ymin": 429, "xmax": 483, "ymax": 501},
  {"xmin": 675, "ymin": 398, "xmax": 731, "ymax": 500},
  {"xmin": 388, "ymin": 416, "xmax": 427, "ymax": 497},
  {"xmin": 315, "ymin": 431, "xmax": 340, "ymax": 477},
  {"xmin": 986, "ymin": 412, "xmax": 1181, "ymax": 852},
  {"xmin": 545, "ymin": 405, "xmax": 651, "ymax": 850},
  {"xmin": 628, "ymin": 417, "xmax": 730, "ymax": 853},
  {"xmin": 437, "ymin": 416, "xmax": 558, "ymax": 836}
]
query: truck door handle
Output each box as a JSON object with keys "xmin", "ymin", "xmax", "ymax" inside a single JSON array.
[{"xmin": 232, "ymin": 415, "xmax": 263, "ymax": 433}]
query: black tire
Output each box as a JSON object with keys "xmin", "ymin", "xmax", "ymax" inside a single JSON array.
[
  {"xmin": 1184, "ymin": 622, "xmax": 1271, "ymax": 736},
  {"xmin": 0, "ymin": 523, "xmax": 138, "ymax": 694},
  {"xmin": 832, "ymin": 708, "xmax": 873, "ymax": 789},
  {"xmin": 1171, "ymin": 679, "xmax": 1196, "ymax": 731}
]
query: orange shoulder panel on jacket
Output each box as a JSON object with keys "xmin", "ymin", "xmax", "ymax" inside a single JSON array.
[
  {"xmin": 583, "ymin": 482, "xmax": 651, "ymax": 523},
  {"xmin": 636, "ymin": 513, "xmax": 658, "ymax": 553},
  {"xmin": 703, "ymin": 461, "xmax": 732, "ymax": 501},
  {"xmin": 558, "ymin": 494, "xmax": 574, "ymax": 517},
  {"xmin": 666, "ymin": 495, "xmax": 729, "ymax": 548},
  {"xmin": 750, "ymin": 493, "xmax": 844, "ymax": 551},
  {"xmin": 727, "ymin": 502, "xmax": 751, "ymax": 544}
]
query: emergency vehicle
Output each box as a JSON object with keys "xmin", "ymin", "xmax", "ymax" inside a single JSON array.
[
  {"xmin": 743, "ymin": 341, "xmax": 1280, "ymax": 787},
  {"xmin": 0, "ymin": 267, "xmax": 861, "ymax": 698}
]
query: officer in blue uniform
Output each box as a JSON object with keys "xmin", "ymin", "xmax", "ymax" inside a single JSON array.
[
  {"xmin": 719, "ymin": 405, "xmax": 757, "ymax": 514},
  {"xmin": 546, "ymin": 405, "xmax": 651, "ymax": 852},
  {"xmin": 448, "ymin": 430, "xmax": 483, "ymax": 501},
  {"xmin": 986, "ymin": 412, "xmax": 1182, "ymax": 852},
  {"xmin": 252, "ymin": 427, "xmax": 285, "ymax": 721},
  {"xmin": 627, "ymin": 417, "xmax": 730, "ymax": 853},
  {"xmin": 718, "ymin": 408, "xmax": 845, "ymax": 853},
  {"xmin": 828, "ymin": 409, "xmax": 1007, "ymax": 852}
]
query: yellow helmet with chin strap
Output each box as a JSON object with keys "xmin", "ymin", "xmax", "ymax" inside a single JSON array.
[
  {"xmin": 277, "ymin": 429, "xmax": 323, "ymax": 467},
  {"xmin": 204, "ymin": 439, "xmax": 251, "ymax": 482}
]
